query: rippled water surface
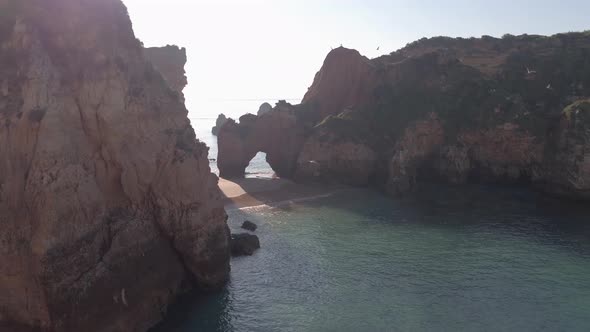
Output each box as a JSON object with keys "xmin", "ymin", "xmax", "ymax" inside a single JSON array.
[{"xmin": 153, "ymin": 184, "xmax": 590, "ymax": 331}]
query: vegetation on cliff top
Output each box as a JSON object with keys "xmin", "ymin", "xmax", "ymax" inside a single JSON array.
[{"xmin": 315, "ymin": 32, "xmax": 590, "ymax": 153}]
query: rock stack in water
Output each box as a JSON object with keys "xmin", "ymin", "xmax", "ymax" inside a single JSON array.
[{"xmin": 0, "ymin": 1, "xmax": 230, "ymax": 331}]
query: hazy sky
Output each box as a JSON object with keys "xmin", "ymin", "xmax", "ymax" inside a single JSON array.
[{"xmin": 122, "ymin": 0, "xmax": 590, "ymax": 118}]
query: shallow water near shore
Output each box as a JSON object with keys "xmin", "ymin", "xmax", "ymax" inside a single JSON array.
[{"xmin": 152, "ymin": 183, "xmax": 590, "ymax": 332}]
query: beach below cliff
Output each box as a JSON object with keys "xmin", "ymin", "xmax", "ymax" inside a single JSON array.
[{"xmin": 219, "ymin": 177, "xmax": 344, "ymax": 209}]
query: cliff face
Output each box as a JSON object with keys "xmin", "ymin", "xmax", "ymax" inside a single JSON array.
[
  {"xmin": 0, "ymin": 1, "xmax": 229, "ymax": 331},
  {"xmin": 537, "ymin": 100, "xmax": 590, "ymax": 199},
  {"xmin": 218, "ymin": 32, "xmax": 590, "ymax": 200},
  {"xmin": 143, "ymin": 45, "xmax": 187, "ymax": 101},
  {"xmin": 301, "ymin": 47, "xmax": 378, "ymax": 119}
]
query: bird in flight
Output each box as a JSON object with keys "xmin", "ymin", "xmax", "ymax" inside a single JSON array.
[
  {"xmin": 526, "ymin": 67, "xmax": 537, "ymax": 75},
  {"xmin": 377, "ymin": 46, "xmax": 380, "ymax": 50}
]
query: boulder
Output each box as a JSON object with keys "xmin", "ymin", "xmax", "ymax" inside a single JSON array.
[
  {"xmin": 241, "ymin": 220, "xmax": 258, "ymax": 231},
  {"xmin": 231, "ymin": 233, "xmax": 261, "ymax": 256}
]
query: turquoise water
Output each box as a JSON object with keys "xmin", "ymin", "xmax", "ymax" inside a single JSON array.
[{"xmin": 153, "ymin": 184, "xmax": 590, "ymax": 332}]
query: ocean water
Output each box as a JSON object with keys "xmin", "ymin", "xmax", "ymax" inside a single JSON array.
[{"xmin": 153, "ymin": 184, "xmax": 590, "ymax": 332}]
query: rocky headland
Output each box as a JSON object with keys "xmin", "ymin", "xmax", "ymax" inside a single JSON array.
[
  {"xmin": 217, "ymin": 33, "xmax": 590, "ymax": 200},
  {"xmin": 0, "ymin": 0, "xmax": 229, "ymax": 331}
]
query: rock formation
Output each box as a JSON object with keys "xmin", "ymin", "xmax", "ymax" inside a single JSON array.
[
  {"xmin": 301, "ymin": 47, "xmax": 378, "ymax": 119},
  {"xmin": 217, "ymin": 32, "xmax": 590, "ymax": 200},
  {"xmin": 211, "ymin": 113, "xmax": 228, "ymax": 136},
  {"xmin": 230, "ymin": 233, "xmax": 260, "ymax": 256},
  {"xmin": 241, "ymin": 220, "xmax": 257, "ymax": 232},
  {"xmin": 217, "ymin": 101, "xmax": 311, "ymax": 178},
  {"xmin": 143, "ymin": 45, "xmax": 187, "ymax": 101},
  {"xmin": 257, "ymin": 102, "xmax": 272, "ymax": 116},
  {"xmin": 0, "ymin": 1, "xmax": 229, "ymax": 331},
  {"xmin": 536, "ymin": 100, "xmax": 590, "ymax": 199}
]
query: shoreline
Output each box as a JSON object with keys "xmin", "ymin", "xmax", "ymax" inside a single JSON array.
[{"xmin": 218, "ymin": 177, "xmax": 344, "ymax": 210}]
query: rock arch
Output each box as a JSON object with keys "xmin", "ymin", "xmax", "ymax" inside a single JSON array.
[{"xmin": 217, "ymin": 104, "xmax": 308, "ymax": 179}]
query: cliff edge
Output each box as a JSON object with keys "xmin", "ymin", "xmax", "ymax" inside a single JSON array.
[{"xmin": 0, "ymin": 0, "xmax": 229, "ymax": 331}]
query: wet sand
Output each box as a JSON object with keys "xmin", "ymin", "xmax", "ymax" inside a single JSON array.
[{"xmin": 218, "ymin": 177, "xmax": 344, "ymax": 210}]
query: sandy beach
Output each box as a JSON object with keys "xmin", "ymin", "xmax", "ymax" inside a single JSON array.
[{"xmin": 218, "ymin": 177, "xmax": 344, "ymax": 210}]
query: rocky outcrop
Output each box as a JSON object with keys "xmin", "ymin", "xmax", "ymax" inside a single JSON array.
[
  {"xmin": 536, "ymin": 100, "xmax": 590, "ymax": 199},
  {"xmin": 143, "ymin": 45, "xmax": 187, "ymax": 101},
  {"xmin": 217, "ymin": 32, "xmax": 590, "ymax": 200},
  {"xmin": 211, "ymin": 113, "xmax": 228, "ymax": 136},
  {"xmin": 386, "ymin": 114, "xmax": 445, "ymax": 195},
  {"xmin": 230, "ymin": 233, "xmax": 260, "ymax": 256},
  {"xmin": 217, "ymin": 101, "xmax": 310, "ymax": 178},
  {"xmin": 295, "ymin": 139, "xmax": 376, "ymax": 185},
  {"xmin": 0, "ymin": 1, "xmax": 229, "ymax": 331},
  {"xmin": 257, "ymin": 102, "xmax": 272, "ymax": 116},
  {"xmin": 302, "ymin": 47, "xmax": 378, "ymax": 119}
]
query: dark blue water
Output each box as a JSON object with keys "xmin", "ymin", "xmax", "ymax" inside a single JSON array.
[{"xmin": 153, "ymin": 184, "xmax": 590, "ymax": 332}]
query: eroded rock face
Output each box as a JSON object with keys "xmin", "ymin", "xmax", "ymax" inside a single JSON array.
[
  {"xmin": 386, "ymin": 114, "xmax": 445, "ymax": 195},
  {"xmin": 302, "ymin": 47, "xmax": 377, "ymax": 119},
  {"xmin": 536, "ymin": 100, "xmax": 590, "ymax": 199},
  {"xmin": 211, "ymin": 113, "xmax": 227, "ymax": 136},
  {"xmin": 143, "ymin": 45, "xmax": 188, "ymax": 101},
  {"xmin": 217, "ymin": 102, "xmax": 308, "ymax": 178},
  {"xmin": 0, "ymin": 1, "xmax": 229, "ymax": 331},
  {"xmin": 295, "ymin": 132, "xmax": 377, "ymax": 186}
]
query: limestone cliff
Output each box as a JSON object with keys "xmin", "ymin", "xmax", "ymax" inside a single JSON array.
[
  {"xmin": 0, "ymin": 0, "xmax": 229, "ymax": 331},
  {"xmin": 218, "ymin": 32, "xmax": 590, "ymax": 200},
  {"xmin": 143, "ymin": 45, "xmax": 187, "ymax": 101}
]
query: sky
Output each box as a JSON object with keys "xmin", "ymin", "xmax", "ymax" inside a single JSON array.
[{"xmin": 122, "ymin": 0, "xmax": 590, "ymax": 119}]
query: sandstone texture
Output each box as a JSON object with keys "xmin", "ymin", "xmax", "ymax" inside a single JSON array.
[
  {"xmin": 217, "ymin": 33, "xmax": 590, "ymax": 200},
  {"xmin": 0, "ymin": 1, "xmax": 229, "ymax": 331},
  {"xmin": 143, "ymin": 45, "xmax": 187, "ymax": 101}
]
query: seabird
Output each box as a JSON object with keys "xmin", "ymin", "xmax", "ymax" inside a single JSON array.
[
  {"xmin": 526, "ymin": 67, "xmax": 537, "ymax": 75},
  {"xmin": 377, "ymin": 46, "xmax": 380, "ymax": 50},
  {"xmin": 546, "ymin": 83, "xmax": 552, "ymax": 90}
]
